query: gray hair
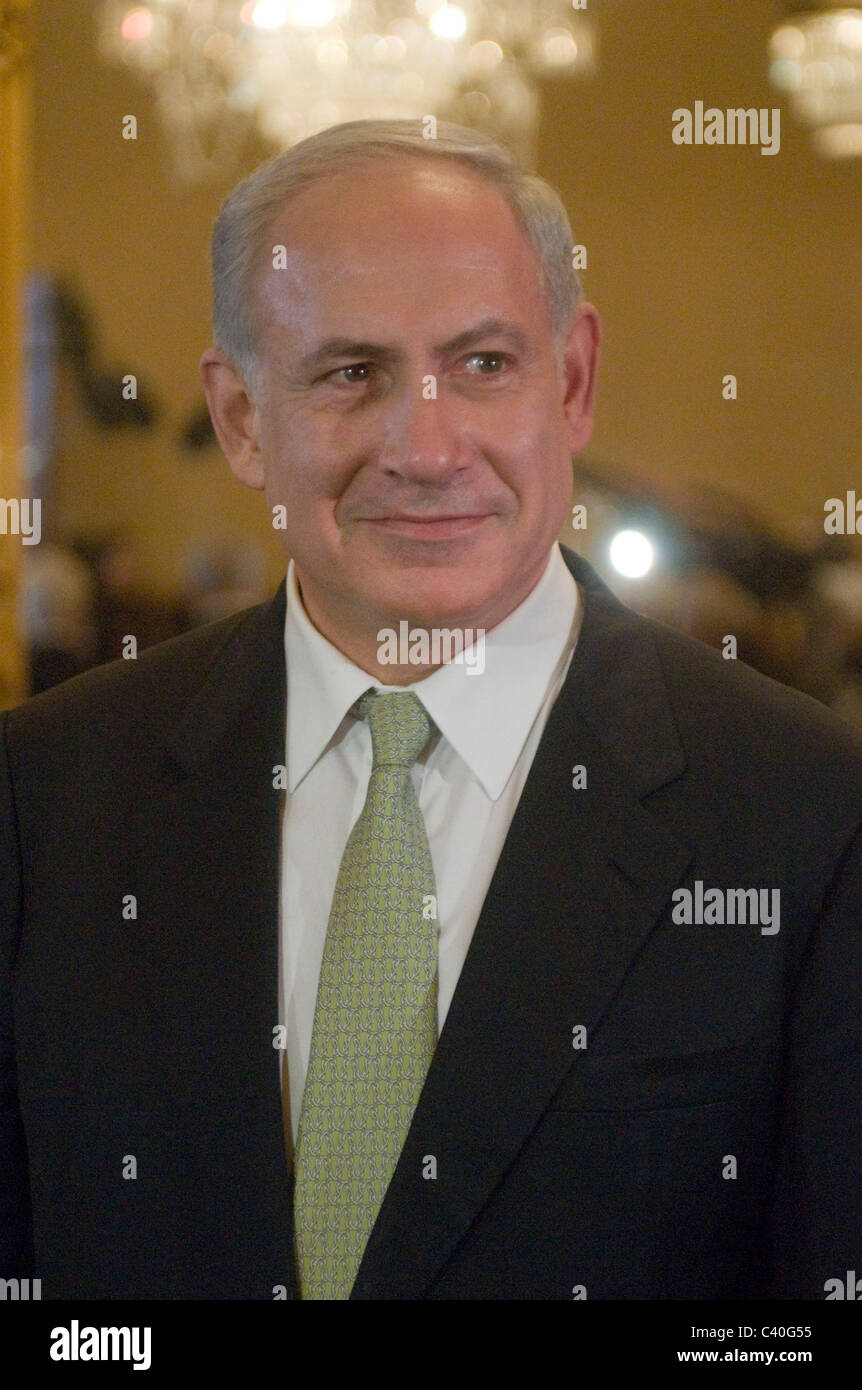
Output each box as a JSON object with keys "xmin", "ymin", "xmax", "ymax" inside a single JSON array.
[{"xmin": 211, "ymin": 118, "xmax": 582, "ymax": 400}]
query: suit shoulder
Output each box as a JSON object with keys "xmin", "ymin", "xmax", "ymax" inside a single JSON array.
[
  {"xmin": 4, "ymin": 597, "xmax": 275, "ymax": 742},
  {"xmin": 642, "ymin": 610, "xmax": 862, "ymax": 780}
]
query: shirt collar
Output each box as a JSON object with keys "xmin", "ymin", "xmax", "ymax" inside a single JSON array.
[{"xmin": 284, "ymin": 543, "xmax": 580, "ymax": 800}]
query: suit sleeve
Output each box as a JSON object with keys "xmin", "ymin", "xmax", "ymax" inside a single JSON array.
[
  {"xmin": 0, "ymin": 710, "xmax": 33, "ymax": 1278},
  {"xmin": 770, "ymin": 816, "xmax": 862, "ymax": 1298}
]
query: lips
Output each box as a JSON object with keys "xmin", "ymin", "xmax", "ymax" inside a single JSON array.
[{"xmin": 364, "ymin": 514, "xmax": 491, "ymax": 538}]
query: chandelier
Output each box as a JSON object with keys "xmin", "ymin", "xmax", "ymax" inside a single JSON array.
[
  {"xmin": 97, "ymin": 0, "xmax": 596, "ymax": 181},
  {"xmin": 769, "ymin": 3, "xmax": 862, "ymax": 156}
]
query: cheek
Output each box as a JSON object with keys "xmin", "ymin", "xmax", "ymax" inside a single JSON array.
[
  {"xmin": 495, "ymin": 410, "xmax": 569, "ymax": 495},
  {"xmin": 262, "ymin": 409, "xmax": 346, "ymax": 505},
  {"xmin": 497, "ymin": 386, "xmax": 566, "ymax": 452}
]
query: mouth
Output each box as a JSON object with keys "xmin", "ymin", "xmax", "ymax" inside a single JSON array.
[{"xmin": 363, "ymin": 515, "xmax": 493, "ymax": 539}]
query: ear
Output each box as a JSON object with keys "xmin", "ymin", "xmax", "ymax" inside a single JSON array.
[
  {"xmin": 559, "ymin": 303, "xmax": 601, "ymax": 454},
  {"xmin": 199, "ymin": 349, "xmax": 265, "ymax": 489}
]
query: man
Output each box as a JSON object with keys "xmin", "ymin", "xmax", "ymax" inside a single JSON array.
[{"xmin": 2, "ymin": 118, "xmax": 861, "ymax": 1301}]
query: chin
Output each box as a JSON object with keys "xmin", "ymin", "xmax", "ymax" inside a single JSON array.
[{"xmin": 371, "ymin": 571, "xmax": 500, "ymax": 627}]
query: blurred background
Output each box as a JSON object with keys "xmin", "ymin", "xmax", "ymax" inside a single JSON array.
[{"xmin": 0, "ymin": 0, "xmax": 860, "ymax": 717}]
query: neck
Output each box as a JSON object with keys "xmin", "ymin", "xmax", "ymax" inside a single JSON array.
[{"xmin": 294, "ymin": 558, "xmax": 552, "ymax": 684}]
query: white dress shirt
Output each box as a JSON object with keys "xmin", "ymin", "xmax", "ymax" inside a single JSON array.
[{"xmin": 278, "ymin": 543, "xmax": 583, "ymax": 1144}]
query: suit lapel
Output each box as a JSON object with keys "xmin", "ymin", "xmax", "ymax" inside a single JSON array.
[
  {"xmin": 351, "ymin": 547, "xmax": 694, "ymax": 1298},
  {"xmin": 132, "ymin": 585, "xmax": 298, "ymax": 1294}
]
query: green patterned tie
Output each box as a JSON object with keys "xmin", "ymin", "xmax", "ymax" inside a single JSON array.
[{"xmin": 293, "ymin": 688, "xmax": 439, "ymax": 1300}]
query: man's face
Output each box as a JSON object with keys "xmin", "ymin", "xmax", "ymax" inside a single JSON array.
[{"xmin": 216, "ymin": 160, "xmax": 599, "ymax": 639}]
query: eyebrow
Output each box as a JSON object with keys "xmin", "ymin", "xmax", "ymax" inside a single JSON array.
[{"xmin": 296, "ymin": 317, "xmax": 531, "ymax": 375}]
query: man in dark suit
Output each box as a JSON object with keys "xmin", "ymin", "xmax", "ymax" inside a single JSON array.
[{"xmin": 2, "ymin": 118, "xmax": 862, "ymax": 1300}]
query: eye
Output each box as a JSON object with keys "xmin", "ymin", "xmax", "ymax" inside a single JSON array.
[
  {"xmin": 463, "ymin": 352, "xmax": 512, "ymax": 374},
  {"xmin": 325, "ymin": 362, "xmax": 375, "ymax": 384}
]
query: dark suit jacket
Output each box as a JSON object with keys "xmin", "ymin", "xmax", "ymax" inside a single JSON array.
[{"xmin": 2, "ymin": 545, "xmax": 862, "ymax": 1299}]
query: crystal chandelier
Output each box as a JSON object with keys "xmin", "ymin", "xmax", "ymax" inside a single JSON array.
[
  {"xmin": 97, "ymin": 0, "xmax": 596, "ymax": 181},
  {"xmin": 769, "ymin": 3, "xmax": 862, "ymax": 157}
]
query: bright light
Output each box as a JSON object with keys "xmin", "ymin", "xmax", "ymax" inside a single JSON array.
[
  {"xmin": 770, "ymin": 24, "xmax": 806, "ymax": 61},
  {"xmin": 769, "ymin": 58, "xmax": 802, "ymax": 91},
  {"xmin": 288, "ymin": 0, "xmax": 336, "ymax": 27},
  {"xmin": 430, "ymin": 5, "xmax": 467, "ymax": 40},
  {"xmin": 251, "ymin": 0, "xmax": 289, "ymax": 29},
  {"xmin": 813, "ymin": 121, "xmax": 862, "ymax": 156},
  {"xmin": 469, "ymin": 40, "xmax": 504, "ymax": 74},
  {"xmin": 609, "ymin": 530, "xmax": 655, "ymax": 579},
  {"xmin": 836, "ymin": 14, "xmax": 862, "ymax": 51},
  {"xmin": 538, "ymin": 28, "xmax": 578, "ymax": 67},
  {"xmin": 121, "ymin": 7, "xmax": 153, "ymax": 42}
]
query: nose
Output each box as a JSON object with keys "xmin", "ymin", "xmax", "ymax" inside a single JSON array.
[{"xmin": 376, "ymin": 379, "xmax": 471, "ymax": 482}]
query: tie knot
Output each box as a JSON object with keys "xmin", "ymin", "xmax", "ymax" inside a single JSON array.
[{"xmin": 358, "ymin": 689, "xmax": 435, "ymax": 769}]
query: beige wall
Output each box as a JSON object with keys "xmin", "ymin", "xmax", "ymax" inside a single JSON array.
[
  {"xmin": 32, "ymin": 0, "xmax": 283, "ymax": 597},
  {"xmin": 30, "ymin": 0, "xmax": 862, "ymax": 599},
  {"xmin": 542, "ymin": 2, "xmax": 861, "ymax": 544}
]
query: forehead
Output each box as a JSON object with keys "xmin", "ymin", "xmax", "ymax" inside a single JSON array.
[{"xmin": 256, "ymin": 160, "xmax": 550, "ymax": 343}]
